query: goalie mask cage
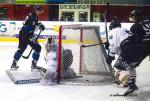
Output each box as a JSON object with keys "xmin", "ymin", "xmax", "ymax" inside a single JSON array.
[{"xmin": 57, "ymin": 24, "xmax": 114, "ymax": 85}]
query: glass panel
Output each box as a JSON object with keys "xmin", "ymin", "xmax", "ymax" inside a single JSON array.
[
  {"xmin": 79, "ymin": 11, "xmax": 88, "ymax": 22},
  {"xmin": 0, "ymin": 7, "xmax": 8, "ymax": 20},
  {"xmin": 60, "ymin": 12, "xmax": 74, "ymax": 21}
]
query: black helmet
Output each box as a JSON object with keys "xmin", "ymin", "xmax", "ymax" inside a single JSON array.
[
  {"xmin": 109, "ymin": 19, "xmax": 121, "ymax": 30},
  {"xmin": 129, "ymin": 10, "xmax": 141, "ymax": 17},
  {"xmin": 34, "ymin": 5, "xmax": 43, "ymax": 11}
]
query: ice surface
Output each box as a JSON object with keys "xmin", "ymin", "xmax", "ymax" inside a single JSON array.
[{"xmin": 0, "ymin": 42, "xmax": 150, "ymax": 101}]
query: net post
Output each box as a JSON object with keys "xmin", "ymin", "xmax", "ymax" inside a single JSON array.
[
  {"xmin": 57, "ymin": 25, "xmax": 62, "ymax": 83},
  {"xmin": 79, "ymin": 28, "xmax": 83, "ymax": 74}
]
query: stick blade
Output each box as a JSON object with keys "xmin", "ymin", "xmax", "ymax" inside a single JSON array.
[{"xmin": 22, "ymin": 56, "xmax": 29, "ymax": 59}]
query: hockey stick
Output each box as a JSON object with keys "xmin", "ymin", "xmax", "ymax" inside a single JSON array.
[
  {"xmin": 81, "ymin": 43, "xmax": 107, "ymax": 48},
  {"xmin": 103, "ymin": 2, "xmax": 115, "ymax": 75},
  {"xmin": 81, "ymin": 5, "xmax": 109, "ymax": 49},
  {"xmin": 104, "ymin": 2, "xmax": 109, "ymax": 44},
  {"xmin": 22, "ymin": 30, "xmax": 42, "ymax": 59},
  {"xmin": 22, "ymin": 49, "xmax": 33, "ymax": 59}
]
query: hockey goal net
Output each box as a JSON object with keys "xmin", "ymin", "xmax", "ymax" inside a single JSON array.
[{"xmin": 57, "ymin": 24, "xmax": 114, "ymax": 85}]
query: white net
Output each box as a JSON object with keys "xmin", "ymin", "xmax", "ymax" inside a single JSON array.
[{"xmin": 58, "ymin": 25, "xmax": 114, "ymax": 85}]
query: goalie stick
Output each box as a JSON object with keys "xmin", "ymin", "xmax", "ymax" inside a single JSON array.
[{"xmin": 22, "ymin": 30, "xmax": 42, "ymax": 59}]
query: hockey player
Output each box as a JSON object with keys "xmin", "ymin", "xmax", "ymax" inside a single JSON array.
[
  {"xmin": 106, "ymin": 18, "xmax": 143, "ymax": 96},
  {"xmin": 106, "ymin": 19, "xmax": 133, "ymax": 87},
  {"xmin": 108, "ymin": 10, "xmax": 150, "ymax": 96},
  {"xmin": 41, "ymin": 36, "xmax": 76, "ymax": 86},
  {"xmin": 119, "ymin": 10, "xmax": 150, "ymax": 96},
  {"xmin": 11, "ymin": 5, "xmax": 45, "ymax": 70},
  {"xmin": 129, "ymin": 10, "xmax": 150, "ymax": 55}
]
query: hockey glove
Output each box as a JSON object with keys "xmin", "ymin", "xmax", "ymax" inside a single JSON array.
[
  {"xmin": 29, "ymin": 34, "xmax": 38, "ymax": 43},
  {"xmin": 106, "ymin": 55, "xmax": 115, "ymax": 64},
  {"xmin": 38, "ymin": 22, "xmax": 45, "ymax": 31}
]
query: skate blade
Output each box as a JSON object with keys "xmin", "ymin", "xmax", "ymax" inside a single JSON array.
[
  {"xmin": 125, "ymin": 90, "xmax": 139, "ymax": 96},
  {"xmin": 110, "ymin": 90, "xmax": 139, "ymax": 97},
  {"xmin": 110, "ymin": 93, "xmax": 124, "ymax": 96}
]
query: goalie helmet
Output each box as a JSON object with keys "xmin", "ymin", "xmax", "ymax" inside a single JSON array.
[{"xmin": 45, "ymin": 36, "xmax": 55, "ymax": 51}]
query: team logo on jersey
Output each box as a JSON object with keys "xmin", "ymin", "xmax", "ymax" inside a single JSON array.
[{"xmin": 109, "ymin": 35, "xmax": 113, "ymax": 39}]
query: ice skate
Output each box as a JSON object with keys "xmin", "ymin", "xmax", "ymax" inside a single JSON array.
[
  {"xmin": 123, "ymin": 79, "xmax": 139, "ymax": 96},
  {"xmin": 31, "ymin": 60, "xmax": 46, "ymax": 73},
  {"xmin": 110, "ymin": 85, "xmax": 138, "ymax": 97},
  {"xmin": 10, "ymin": 60, "xmax": 19, "ymax": 70}
]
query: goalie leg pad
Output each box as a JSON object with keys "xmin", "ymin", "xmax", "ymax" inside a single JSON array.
[{"xmin": 40, "ymin": 70, "xmax": 58, "ymax": 86}]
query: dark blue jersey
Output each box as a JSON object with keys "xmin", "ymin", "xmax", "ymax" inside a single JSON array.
[
  {"xmin": 130, "ymin": 21, "xmax": 145, "ymax": 38},
  {"xmin": 130, "ymin": 19, "xmax": 150, "ymax": 43},
  {"xmin": 19, "ymin": 12, "xmax": 39, "ymax": 38}
]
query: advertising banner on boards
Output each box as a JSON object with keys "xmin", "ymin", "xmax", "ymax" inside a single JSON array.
[
  {"xmin": 0, "ymin": 21, "xmax": 133, "ymax": 42},
  {"xmin": 16, "ymin": 0, "xmax": 45, "ymax": 4}
]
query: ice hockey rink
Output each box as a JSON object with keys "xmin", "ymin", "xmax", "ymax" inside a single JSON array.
[{"xmin": 0, "ymin": 42, "xmax": 150, "ymax": 101}]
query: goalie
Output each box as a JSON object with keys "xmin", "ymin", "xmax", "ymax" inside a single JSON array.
[{"xmin": 41, "ymin": 36, "xmax": 76, "ymax": 86}]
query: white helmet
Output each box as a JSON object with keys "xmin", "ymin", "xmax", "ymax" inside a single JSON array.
[{"xmin": 45, "ymin": 36, "xmax": 55, "ymax": 51}]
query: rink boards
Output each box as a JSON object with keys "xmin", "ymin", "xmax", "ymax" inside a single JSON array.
[{"xmin": 6, "ymin": 70, "xmax": 42, "ymax": 84}]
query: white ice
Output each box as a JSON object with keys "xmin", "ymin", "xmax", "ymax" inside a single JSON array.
[{"xmin": 0, "ymin": 42, "xmax": 150, "ymax": 101}]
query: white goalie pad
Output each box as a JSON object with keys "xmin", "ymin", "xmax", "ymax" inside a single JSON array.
[{"xmin": 6, "ymin": 69, "xmax": 42, "ymax": 84}]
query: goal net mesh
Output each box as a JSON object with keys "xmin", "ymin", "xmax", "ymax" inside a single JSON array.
[{"xmin": 57, "ymin": 25, "xmax": 114, "ymax": 85}]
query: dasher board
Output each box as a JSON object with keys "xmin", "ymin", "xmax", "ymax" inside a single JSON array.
[{"xmin": 6, "ymin": 69, "xmax": 42, "ymax": 84}]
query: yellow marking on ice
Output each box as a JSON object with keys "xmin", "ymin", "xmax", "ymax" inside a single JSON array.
[
  {"xmin": 62, "ymin": 40, "xmax": 98, "ymax": 44},
  {"xmin": 0, "ymin": 38, "xmax": 98, "ymax": 44},
  {"xmin": 0, "ymin": 38, "xmax": 44, "ymax": 43},
  {"xmin": 0, "ymin": 38, "xmax": 19, "ymax": 42}
]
